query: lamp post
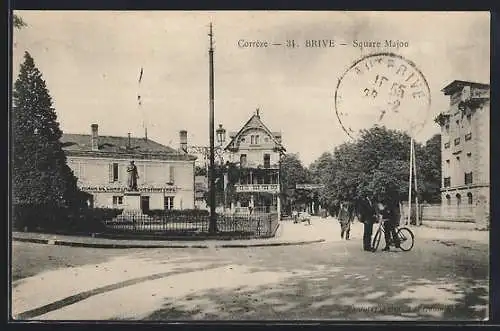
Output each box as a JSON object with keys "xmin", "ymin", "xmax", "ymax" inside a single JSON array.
[
  {"xmin": 216, "ymin": 124, "xmax": 226, "ymax": 211},
  {"xmin": 208, "ymin": 23, "xmax": 217, "ymax": 233}
]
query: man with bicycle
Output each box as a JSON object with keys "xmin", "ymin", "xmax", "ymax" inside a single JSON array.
[{"xmin": 378, "ymin": 196, "xmax": 401, "ymax": 251}]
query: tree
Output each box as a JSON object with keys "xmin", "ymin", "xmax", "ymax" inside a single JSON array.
[
  {"xmin": 417, "ymin": 134, "xmax": 441, "ymax": 203},
  {"xmin": 310, "ymin": 126, "xmax": 442, "ymax": 215},
  {"xmin": 12, "ymin": 52, "xmax": 83, "ymax": 208},
  {"xmin": 280, "ymin": 154, "xmax": 311, "ymax": 212}
]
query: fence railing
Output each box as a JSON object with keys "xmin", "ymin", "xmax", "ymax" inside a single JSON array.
[{"xmin": 103, "ymin": 211, "xmax": 279, "ymax": 238}]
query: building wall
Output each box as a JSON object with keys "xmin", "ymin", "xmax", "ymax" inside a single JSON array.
[
  {"xmin": 439, "ymin": 83, "xmax": 489, "ymax": 220},
  {"xmin": 227, "ymin": 128, "xmax": 280, "ymax": 167},
  {"xmin": 67, "ymin": 156, "xmax": 195, "ymax": 210}
]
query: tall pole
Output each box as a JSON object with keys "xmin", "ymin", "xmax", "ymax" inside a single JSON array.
[
  {"xmin": 407, "ymin": 138, "xmax": 413, "ymax": 225},
  {"xmin": 208, "ymin": 23, "xmax": 217, "ymax": 233},
  {"xmin": 412, "ymin": 139, "xmax": 420, "ymax": 226}
]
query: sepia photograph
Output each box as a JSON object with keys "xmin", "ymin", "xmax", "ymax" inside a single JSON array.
[{"xmin": 10, "ymin": 11, "xmax": 490, "ymax": 321}]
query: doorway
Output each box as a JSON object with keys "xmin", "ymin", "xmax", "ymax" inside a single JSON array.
[{"xmin": 141, "ymin": 196, "xmax": 150, "ymax": 213}]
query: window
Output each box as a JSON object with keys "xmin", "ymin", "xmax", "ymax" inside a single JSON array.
[
  {"xmin": 467, "ymin": 192, "xmax": 473, "ymax": 205},
  {"xmin": 456, "ymin": 156, "xmax": 460, "ymax": 162},
  {"xmin": 444, "ymin": 177, "xmax": 451, "ymax": 188},
  {"xmin": 250, "ymin": 135, "xmax": 255, "ymax": 145},
  {"xmin": 465, "ymin": 133, "xmax": 472, "ymax": 141},
  {"xmin": 454, "ymin": 137, "xmax": 460, "ymax": 146},
  {"xmin": 467, "ymin": 152, "xmax": 472, "ymax": 157},
  {"xmin": 466, "ymin": 114, "xmax": 472, "ymax": 123},
  {"xmin": 109, "ymin": 163, "xmax": 119, "ymax": 182},
  {"xmin": 444, "ymin": 142, "xmax": 450, "ymax": 149},
  {"xmin": 446, "ymin": 194, "xmax": 451, "ymax": 205},
  {"xmin": 445, "ymin": 159, "xmax": 450, "ymax": 166},
  {"xmin": 456, "ymin": 119, "xmax": 460, "ymax": 127},
  {"xmin": 164, "ymin": 196, "xmax": 174, "ymax": 210},
  {"xmin": 465, "ymin": 172, "xmax": 473, "ymax": 185},
  {"xmin": 112, "ymin": 196, "xmax": 123, "ymax": 206},
  {"xmin": 456, "ymin": 193, "xmax": 461, "ymax": 206},
  {"xmin": 255, "ymin": 135, "xmax": 260, "ymax": 144},
  {"xmin": 263, "ymin": 154, "xmax": 271, "ymax": 168},
  {"xmin": 445, "ymin": 124, "xmax": 450, "ymax": 132},
  {"xmin": 240, "ymin": 154, "xmax": 247, "ymax": 167}
]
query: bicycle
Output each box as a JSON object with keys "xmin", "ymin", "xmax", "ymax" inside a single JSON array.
[{"xmin": 371, "ymin": 218, "xmax": 415, "ymax": 252}]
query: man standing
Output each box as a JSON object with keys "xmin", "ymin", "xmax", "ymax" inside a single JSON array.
[
  {"xmin": 357, "ymin": 196, "xmax": 377, "ymax": 251},
  {"xmin": 380, "ymin": 197, "xmax": 401, "ymax": 251}
]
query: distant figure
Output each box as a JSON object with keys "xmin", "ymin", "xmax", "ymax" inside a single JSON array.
[
  {"xmin": 338, "ymin": 202, "xmax": 354, "ymax": 240},
  {"xmin": 127, "ymin": 161, "xmax": 139, "ymax": 191}
]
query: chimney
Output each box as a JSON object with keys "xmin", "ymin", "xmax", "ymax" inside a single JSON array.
[
  {"xmin": 91, "ymin": 124, "xmax": 99, "ymax": 151},
  {"xmin": 179, "ymin": 130, "xmax": 188, "ymax": 153}
]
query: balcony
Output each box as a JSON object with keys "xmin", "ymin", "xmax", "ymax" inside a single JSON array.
[{"xmin": 234, "ymin": 184, "xmax": 280, "ymax": 193}]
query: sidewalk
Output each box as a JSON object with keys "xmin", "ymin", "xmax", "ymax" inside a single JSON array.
[
  {"xmin": 12, "ymin": 219, "xmax": 330, "ymax": 249},
  {"xmin": 12, "ymin": 216, "xmax": 489, "ymax": 249}
]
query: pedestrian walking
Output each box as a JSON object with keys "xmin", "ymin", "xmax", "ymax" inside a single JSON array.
[
  {"xmin": 357, "ymin": 196, "xmax": 377, "ymax": 251},
  {"xmin": 338, "ymin": 202, "xmax": 354, "ymax": 240}
]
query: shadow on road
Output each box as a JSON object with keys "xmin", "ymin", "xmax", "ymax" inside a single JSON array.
[{"xmin": 141, "ymin": 239, "xmax": 488, "ymax": 321}]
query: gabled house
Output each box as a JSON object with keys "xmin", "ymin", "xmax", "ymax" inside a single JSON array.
[{"xmin": 224, "ymin": 109, "xmax": 286, "ymax": 216}]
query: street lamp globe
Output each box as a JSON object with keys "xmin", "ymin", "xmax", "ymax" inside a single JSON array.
[{"xmin": 216, "ymin": 124, "xmax": 226, "ymax": 145}]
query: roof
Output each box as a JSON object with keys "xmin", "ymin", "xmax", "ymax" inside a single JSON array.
[
  {"xmin": 224, "ymin": 113, "xmax": 286, "ymax": 152},
  {"xmin": 441, "ymin": 80, "xmax": 490, "ymax": 95},
  {"xmin": 61, "ymin": 133, "xmax": 197, "ymax": 161}
]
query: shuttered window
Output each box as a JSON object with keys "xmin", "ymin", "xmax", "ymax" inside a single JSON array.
[
  {"xmin": 109, "ymin": 163, "xmax": 119, "ymax": 182},
  {"xmin": 109, "ymin": 164, "xmax": 113, "ymax": 183},
  {"xmin": 169, "ymin": 165, "xmax": 175, "ymax": 184}
]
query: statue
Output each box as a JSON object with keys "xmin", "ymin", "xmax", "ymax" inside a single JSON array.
[{"xmin": 126, "ymin": 161, "xmax": 139, "ymax": 191}]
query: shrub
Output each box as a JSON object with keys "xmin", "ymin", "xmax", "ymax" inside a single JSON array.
[{"xmin": 12, "ymin": 204, "xmax": 122, "ymax": 234}]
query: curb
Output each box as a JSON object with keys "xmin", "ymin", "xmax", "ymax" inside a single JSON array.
[
  {"xmin": 420, "ymin": 223, "xmax": 488, "ymax": 232},
  {"xmin": 12, "ymin": 236, "xmax": 326, "ymax": 249}
]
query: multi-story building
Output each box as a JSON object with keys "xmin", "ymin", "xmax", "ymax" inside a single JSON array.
[
  {"xmin": 224, "ymin": 109, "xmax": 286, "ymax": 215},
  {"xmin": 435, "ymin": 80, "xmax": 489, "ymax": 217},
  {"xmin": 61, "ymin": 124, "xmax": 196, "ymax": 211}
]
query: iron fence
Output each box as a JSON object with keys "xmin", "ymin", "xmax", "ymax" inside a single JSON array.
[{"xmin": 103, "ymin": 211, "xmax": 279, "ymax": 238}]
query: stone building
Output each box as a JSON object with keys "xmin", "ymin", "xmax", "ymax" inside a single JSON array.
[
  {"xmin": 224, "ymin": 109, "xmax": 286, "ymax": 215},
  {"xmin": 434, "ymin": 80, "xmax": 489, "ymax": 221},
  {"xmin": 61, "ymin": 124, "xmax": 196, "ymax": 211}
]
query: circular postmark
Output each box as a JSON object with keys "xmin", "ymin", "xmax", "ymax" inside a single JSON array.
[{"xmin": 334, "ymin": 52, "xmax": 431, "ymax": 139}]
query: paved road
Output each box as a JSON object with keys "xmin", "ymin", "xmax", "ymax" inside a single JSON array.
[{"xmin": 11, "ymin": 219, "xmax": 489, "ymax": 321}]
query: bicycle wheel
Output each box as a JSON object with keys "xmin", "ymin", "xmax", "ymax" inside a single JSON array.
[
  {"xmin": 371, "ymin": 228, "xmax": 382, "ymax": 252},
  {"xmin": 397, "ymin": 227, "xmax": 414, "ymax": 251}
]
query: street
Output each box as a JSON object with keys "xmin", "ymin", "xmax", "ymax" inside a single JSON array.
[{"xmin": 11, "ymin": 218, "xmax": 489, "ymax": 321}]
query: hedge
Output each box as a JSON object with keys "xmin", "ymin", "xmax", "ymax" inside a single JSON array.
[{"xmin": 12, "ymin": 204, "xmax": 122, "ymax": 234}]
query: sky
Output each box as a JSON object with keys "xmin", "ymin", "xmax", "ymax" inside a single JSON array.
[{"xmin": 12, "ymin": 11, "xmax": 490, "ymax": 166}]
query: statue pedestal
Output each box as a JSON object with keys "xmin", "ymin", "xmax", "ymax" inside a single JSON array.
[{"xmin": 123, "ymin": 191, "xmax": 142, "ymax": 213}]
